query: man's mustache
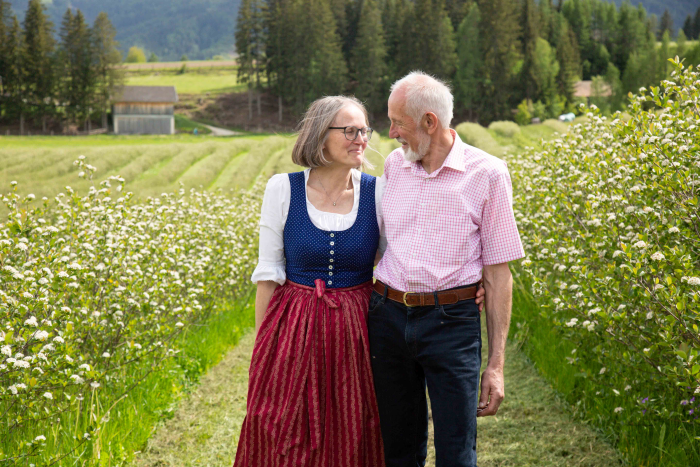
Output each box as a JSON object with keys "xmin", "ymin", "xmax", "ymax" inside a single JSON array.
[{"xmin": 396, "ymin": 137, "xmax": 408, "ymax": 145}]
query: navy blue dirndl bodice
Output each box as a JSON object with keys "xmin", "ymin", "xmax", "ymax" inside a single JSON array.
[{"xmin": 283, "ymin": 171, "xmax": 379, "ymax": 288}]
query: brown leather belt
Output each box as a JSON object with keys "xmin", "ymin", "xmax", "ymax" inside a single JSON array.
[{"xmin": 373, "ymin": 280, "xmax": 481, "ymax": 307}]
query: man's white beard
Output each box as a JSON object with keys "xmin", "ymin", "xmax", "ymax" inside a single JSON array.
[{"xmin": 401, "ymin": 132, "xmax": 431, "ymax": 162}]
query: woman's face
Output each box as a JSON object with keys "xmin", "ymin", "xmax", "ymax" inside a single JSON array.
[{"xmin": 322, "ymin": 104, "xmax": 369, "ymax": 168}]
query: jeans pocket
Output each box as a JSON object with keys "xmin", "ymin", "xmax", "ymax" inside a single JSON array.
[
  {"xmin": 439, "ymin": 301, "xmax": 478, "ymax": 321},
  {"xmin": 368, "ymin": 291, "xmax": 383, "ymax": 315}
]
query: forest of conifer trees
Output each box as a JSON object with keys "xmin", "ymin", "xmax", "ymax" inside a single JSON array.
[
  {"xmin": 0, "ymin": 0, "xmax": 123, "ymax": 133},
  {"xmin": 236, "ymin": 0, "xmax": 700, "ymax": 123}
]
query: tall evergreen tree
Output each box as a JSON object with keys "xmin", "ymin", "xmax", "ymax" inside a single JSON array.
[
  {"xmin": 520, "ymin": 0, "xmax": 540, "ymax": 101},
  {"xmin": 476, "ymin": 0, "xmax": 521, "ymax": 122},
  {"xmin": 235, "ymin": 0, "xmax": 265, "ymax": 119},
  {"xmin": 658, "ymin": 9, "xmax": 673, "ymax": 40},
  {"xmin": 393, "ymin": 0, "xmax": 417, "ymax": 78},
  {"xmin": 1, "ymin": 14, "xmax": 23, "ymax": 121},
  {"xmin": 454, "ymin": 3, "xmax": 482, "ymax": 120},
  {"xmin": 350, "ymin": 0, "xmax": 387, "ymax": 115},
  {"xmin": 612, "ymin": 2, "xmax": 645, "ymax": 77},
  {"xmin": 675, "ymin": 29, "xmax": 688, "ymax": 59},
  {"xmin": 683, "ymin": 15, "xmax": 694, "ymax": 40},
  {"xmin": 694, "ymin": 7, "xmax": 700, "ymax": 40},
  {"xmin": 531, "ymin": 37, "xmax": 559, "ymax": 107},
  {"xmin": 658, "ymin": 30, "xmax": 671, "ymax": 81},
  {"xmin": 59, "ymin": 9, "xmax": 95, "ymax": 124},
  {"xmin": 445, "ymin": 0, "xmax": 469, "ymax": 31},
  {"xmin": 402, "ymin": 0, "xmax": 456, "ymax": 79},
  {"xmin": 92, "ymin": 12, "xmax": 124, "ymax": 128},
  {"xmin": 555, "ymin": 19, "xmax": 580, "ymax": 102},
  {"xmin": 23, "ymin": 0, "xmax": 56, "ymax": 122},
  {"xmin": 0, "ymin": 0, "xmax": 10, "ymax": 98}
]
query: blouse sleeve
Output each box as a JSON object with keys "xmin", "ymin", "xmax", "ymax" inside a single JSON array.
[
  {"xmin": 376, "ymin": 174, "xmax": 388, "ymax": 257},
  {"xmin": 250, "ymin": 174, "xmax": 290, "ymax": 285}
]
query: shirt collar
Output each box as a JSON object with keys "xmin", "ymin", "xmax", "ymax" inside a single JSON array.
[{"xmin": 401, "ymin": 129, "xmax": 466, "ymax": 173}]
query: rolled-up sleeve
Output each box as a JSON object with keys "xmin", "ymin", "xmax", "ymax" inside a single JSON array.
[
  {"xmin": 251, "ymin": 174, "xmax": 289, "ymax": 285},
  {"xmin": 481, "ymin": 165, "xmax": 525, "ymax": 265}
]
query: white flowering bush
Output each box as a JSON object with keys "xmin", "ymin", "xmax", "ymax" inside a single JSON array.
[
  {"xmin": 510, "ymin": 59, "xmax": 700, "ymax": 428},
  {"xmin": 0, "ymin": 157, "xmax": 262, "ymax": 462}
]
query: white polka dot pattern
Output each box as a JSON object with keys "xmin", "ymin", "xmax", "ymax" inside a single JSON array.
[
  {"xmin": 374, "ymin": 130, "xmax": 524, "ymax": 293},
  {"xmin": 284, "ymin": 171, "xmax": 380, "ymax": 288}
]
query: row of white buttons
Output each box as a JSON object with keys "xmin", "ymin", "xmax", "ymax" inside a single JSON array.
[{"xmin": 329, "ymin": 233, "xmax": 335, "ymax": 284}]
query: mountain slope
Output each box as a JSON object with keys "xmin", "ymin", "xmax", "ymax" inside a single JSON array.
[{"xmin": 7, "ymin": 0, "xmax": 241, "ymax": 61}]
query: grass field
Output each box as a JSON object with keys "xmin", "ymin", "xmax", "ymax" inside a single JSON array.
[{"xmin": 125, "ymin": 67, "xmax": 246, "ymax": 96}]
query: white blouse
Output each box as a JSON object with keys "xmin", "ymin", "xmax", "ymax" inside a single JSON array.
[{"xmin": 251, "ymin": 168, "xmax": 387, "ymax": 285}]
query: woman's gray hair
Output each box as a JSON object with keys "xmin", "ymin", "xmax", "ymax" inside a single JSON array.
[
  {"xmin": 292, "ymin": 96, "xmax": 370, "ymax": 168},
  {"xmin": 390, "ymin": 71, "xmax": 453, "ymax": 129}
]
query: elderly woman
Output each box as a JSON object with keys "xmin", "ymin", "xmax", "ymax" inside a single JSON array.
[{"xmin": 234, "ymin": 96, "xmax": 386, "ymax": 466}]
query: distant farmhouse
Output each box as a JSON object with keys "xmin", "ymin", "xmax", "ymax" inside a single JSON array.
[{"xmin": 112, "ymin": 86, "xmax": 178, "ymax": 135}]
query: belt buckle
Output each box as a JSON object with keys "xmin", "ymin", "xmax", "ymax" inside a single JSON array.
[{"xmin": 402, "ymin": 291, "xmax": 415, "ymax": 307}]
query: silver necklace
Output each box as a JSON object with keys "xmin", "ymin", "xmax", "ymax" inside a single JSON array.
[{"xmin": 314, "ymin": 170, "xmax": 351, "ymax": 206}]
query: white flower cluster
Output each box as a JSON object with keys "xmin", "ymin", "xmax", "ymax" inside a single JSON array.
[
  {"xmin": 0, "ymin": 159, "xmax": 264, "ymax": 459},
  {"xmin": 508, "ymin": 59, "xmax": 700, "ymax": 425}
]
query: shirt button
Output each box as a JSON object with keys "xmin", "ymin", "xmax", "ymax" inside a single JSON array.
[
  {"xmin": 330, "ymin": 233, "xmax": 335, "ymax": 237},
  {"xmin": 330, "ymin": 250, "xmax": 334, "ymax": 254},
  {"xmin": 329, "ymin": 272, "xmax": 333, "ymax": 276},
  {"xmin": 330, "ymin": 241, "xmax": 335, "ymax": 246}
]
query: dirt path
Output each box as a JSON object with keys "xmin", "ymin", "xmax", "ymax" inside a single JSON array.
[
  {"xmin": 132, "ymin": 326, "xmax": 622, "ymax": 467},
  {"xmin": 203, "ymin": 124, "xmax": 241, "ymax": 137}
]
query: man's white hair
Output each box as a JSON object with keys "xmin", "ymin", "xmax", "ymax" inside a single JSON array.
[{"xmin": 390, "ymin": 71, "xmax": 453, "ymax": 129}]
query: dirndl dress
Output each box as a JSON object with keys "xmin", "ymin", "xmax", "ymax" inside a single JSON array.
[{"xmin": 234, "ymin": 171, "xmax": 385, "ymax": 467}]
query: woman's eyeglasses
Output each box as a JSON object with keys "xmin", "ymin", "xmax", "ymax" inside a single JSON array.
[{"xmin": 328, "ymin": 126, "xmax": 373, "ymax": 141}]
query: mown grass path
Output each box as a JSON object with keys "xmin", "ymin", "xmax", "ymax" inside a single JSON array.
[{"xmin": 131, "ymin": 322, "xmax": 622, "ymax": 467}]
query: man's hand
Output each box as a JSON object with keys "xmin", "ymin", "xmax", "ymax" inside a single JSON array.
[
  {"xmin": 475, "ymin": 283, "xmax": 485, "ymax": 312},
  {"xmin": 477, "ymin": 365, "xmax": 505, "ymax": 417}
]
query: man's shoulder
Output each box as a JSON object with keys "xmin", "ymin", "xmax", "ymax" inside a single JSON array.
[
  {"xmin": 386, "ymin": 147, "xmax": 405, "ymax": 166},
  {"xmin": 461, "ymin": 143, "xmax": 509, "ymax": 179}
]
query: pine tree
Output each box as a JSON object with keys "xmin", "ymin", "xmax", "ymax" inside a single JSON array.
[
  {"xmin": 693, "ymin": 7, "xmax": 700, "ymax": 40},
  {"xmin": 23, "ymin": 0, "xmax": 56, "ymax": 122},
  {"xmin": 394, "ymin": 0, "xmax": 416, "ymax": 78},
  {"xmin": 445, "ymin": 0, "xmax": 469, "ymax": 31},
  {"xmin": 1, "ymin": 14, "xmax": 24, "ymax": 121},
  {"xmin": 531, "ymin": 37, "xmax": 559, "ymax": 108},
  {"xmin": 476, "ymin": 0, "xmax": 521, "ymax": 122},
  {"xmin": 658, "ymin": 29, "xmax": 671, "ymax": 81},
  {"xmin": 304, "ymin": 0, "xmax": 347, "ymax": 100},
  {"xmin": 454, "ymin": 3, "xmax": 482, "ymax": 120},
  {"xmin": 350, "ymin": 0, "xmax": 387, "ymax": 115},
  {"xmin": 520, "ymin": 0, "xmax": 540, "ymax": 101},
  {"xmin": 235, "ymin": 0, "xmax": 265, "ymax": 120},
  {"xmin": 683, "ymin": 15, "xmax": 694, "ymax": 40},
  {"xmin": 0, "ymin": 0, "xmax": 9, "ymax": 99},
  {"xmin": 403, "ymin": 0, "xmax": 456, "ymax": 79},
  {"xmin": 675, "ymin": 29, "xmax": 688, "ymax": 59},
  {"xmin": 92, "ymin": 12, "xmax": 124, "ymax": 128},
  {"xmin": 555, "ymin": 19, "xmax": 580, "ymax": 102},
  {"xmin": 658, "ymin": 9, "xmax": 673, "ymax": 40}
]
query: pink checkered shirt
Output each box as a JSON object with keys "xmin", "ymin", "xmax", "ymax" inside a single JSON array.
[{"xmin": 374, "ymin": 130, "xmax": 524, "ymax": 293}]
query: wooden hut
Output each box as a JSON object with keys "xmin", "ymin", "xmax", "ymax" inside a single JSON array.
[{"xmin": 112, "ymin": 86, "xmax": 178, "ymax": 135}]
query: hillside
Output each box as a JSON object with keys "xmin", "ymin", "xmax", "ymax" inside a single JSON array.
[
  {"xmin": 6, "ymin": 0, "xmax": 695, "ymax": 62},
  {"xmin": 7, "ymin": 0, "xmax": 240, "ymax": 61}
]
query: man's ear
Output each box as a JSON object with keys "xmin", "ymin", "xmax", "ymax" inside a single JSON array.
[{"xmin": 424, "ymin": 112, "xmax": 439, "ymax": 135}]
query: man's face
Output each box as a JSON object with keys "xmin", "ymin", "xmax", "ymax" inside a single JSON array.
[{"xmin": 388, "ymin": 91, "xmax": 430, "ymax": 162}]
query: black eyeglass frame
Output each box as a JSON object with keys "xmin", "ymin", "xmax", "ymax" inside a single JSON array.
[{"xmin": 328, "ymin": 126, "xmax": 373, "ymax": 141}]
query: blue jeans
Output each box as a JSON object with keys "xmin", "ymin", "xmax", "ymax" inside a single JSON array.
[{"xmin": 368, "ymin": 287, "xmax": 482, "ymax": 467}]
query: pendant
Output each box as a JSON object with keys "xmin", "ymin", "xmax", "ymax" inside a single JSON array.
[{"xmin": 333, "ymin": 202, "xmax": 336, "ymax": 206}]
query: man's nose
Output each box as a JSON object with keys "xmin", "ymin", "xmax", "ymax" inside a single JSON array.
[{"xmin": 389, "ymin": 124, "xmax": 398, "ymax": 139}]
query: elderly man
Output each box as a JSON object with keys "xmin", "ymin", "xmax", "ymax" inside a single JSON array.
[{"xmin": 369, "ymin": 72, "xmax": 524, "ymax": 467}]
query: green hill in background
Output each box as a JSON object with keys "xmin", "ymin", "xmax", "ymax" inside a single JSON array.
[
  {"xmin": 5, "ymin": 0, "xmax": 695, "ymax": 62},
  {"xmin": 7, "ymin": 0, "xmax": 240, "ymax": 61}
]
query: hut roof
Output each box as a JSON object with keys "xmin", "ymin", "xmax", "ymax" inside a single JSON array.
[
  {"xmin": 573, "ymin": 80, "xmax": 612, "ymax": 98},
  {"xmin": 113, "ymin": 86, "xmax": 178, "ymax": 103}
]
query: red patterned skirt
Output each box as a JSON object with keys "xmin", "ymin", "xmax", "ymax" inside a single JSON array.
[{"xmin": 234, "ymin": 279, "xmax": 385, "ymax": 467}]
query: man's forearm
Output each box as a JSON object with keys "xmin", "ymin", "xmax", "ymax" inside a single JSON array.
[{"xmin": 482, "ymin": 263, "xmax": 513, "ymax": 369}]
